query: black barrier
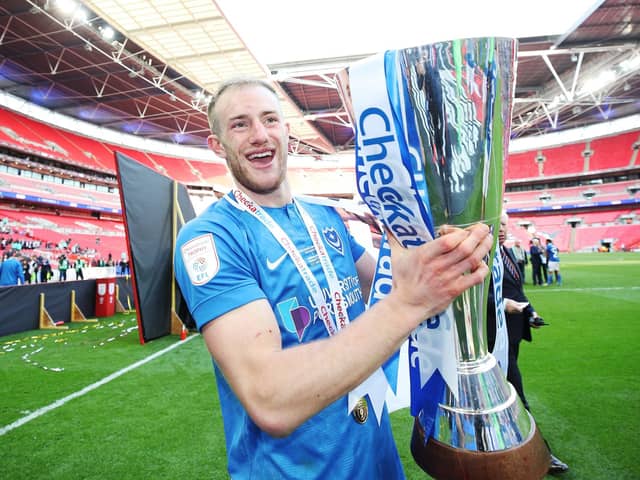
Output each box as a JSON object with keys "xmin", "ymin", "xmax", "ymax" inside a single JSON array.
[
  {"xmin": 116, "ymin": 152, "xmax": 195, "ymax": 343},
  {"xmin": 0, "ymin": 277, "xmax": 134, "ymax": 337}
]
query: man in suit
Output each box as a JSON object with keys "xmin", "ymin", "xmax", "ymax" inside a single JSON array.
[
  {"xmin": 487, "ymin": 213, "xmax": 540, "ymax": 409},
  {"xmin": 487, "ymin": 212, "xmax": 569, "ymax": 475}
]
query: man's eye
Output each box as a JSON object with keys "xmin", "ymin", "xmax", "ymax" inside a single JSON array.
[
  {"xmin": 231, "ymin": 121, "xmax": 247, "ymax": 130},
  {"xmin": 265, "ymin": 116, "xmax": 278, "ymax": 125}
]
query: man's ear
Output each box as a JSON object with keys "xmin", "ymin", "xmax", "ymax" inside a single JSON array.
[{"xmin": 207, "ymin": 134, "xmax": 226, "ymax": 159}]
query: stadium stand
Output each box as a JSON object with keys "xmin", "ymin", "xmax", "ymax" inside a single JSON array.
[
  {"xmin": 537, "ymin": 143, "xmax": 587, "ymax": 177},
  {"xmin": 0, "ymin": 107, "xmax": 71, "ymax": 162},
  {"xmin": 506, "ymin": 130, "xmax": 640, "ymax": 181},
  {"xmin": 505, "ymin": 151, "xmax": 540, "ymax": 180},
  {"xmin": 0, "ymin": 105, "xmax": 227, "ymax": 186},
  {"xmin": 590, "ymin": 131, "xmax": 640, "ymax": 171},
  {"xmin": 504, "ymin": 180, "xmax": 640, "ymax": 210},
  {"xmin": 55, "ymin": 129, "xmax": 116, "ymax": 172},
  {"xmin": 147, "ymin": 152, "xmax": 202, "ymax": 184},
  {"xmin": 1, "ymin": 103, "xmax": 639, "ymax": 264}
]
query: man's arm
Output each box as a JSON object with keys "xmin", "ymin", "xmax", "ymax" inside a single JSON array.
[{"xmin": 202, "ymin": 223, "xmax": 492, "ymax": 437}]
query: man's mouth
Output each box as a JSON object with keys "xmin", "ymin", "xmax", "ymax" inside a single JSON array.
[{"xmin": 247, "ymin": 150, "xmax": 275, "ymax": 165}]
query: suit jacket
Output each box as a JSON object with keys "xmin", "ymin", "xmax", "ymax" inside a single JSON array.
[{"xmin": 487, "ymin": 246, "xmax": 534, "ymax": 347}]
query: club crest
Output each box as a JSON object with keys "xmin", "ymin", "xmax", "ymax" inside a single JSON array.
[{"xmin": 323, "ymin": 227, "xmax": 343, "ymax": 256}]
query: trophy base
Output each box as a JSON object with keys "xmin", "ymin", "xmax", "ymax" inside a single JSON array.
[{"xmin": 411, "ymin": 417, "xmax": 550, "ymax": 480}]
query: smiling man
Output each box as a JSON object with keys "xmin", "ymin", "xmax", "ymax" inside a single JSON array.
[{"xmin": 173, "ymin": 77, "xmax": 493, "ymax": 479}]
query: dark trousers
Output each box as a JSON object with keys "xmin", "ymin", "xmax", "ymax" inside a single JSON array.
[
  {"xmin": 531, "ymin": 262, "xmax": 543, "ymax": 285},
  {"xmin": 508, "ymin": 341, "xmax": 529, "ymax": 410}
]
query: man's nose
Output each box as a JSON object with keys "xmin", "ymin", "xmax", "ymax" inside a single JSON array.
[{"xmin": 249, "ymin": 121, "xmax": 268, "ymax": 144}]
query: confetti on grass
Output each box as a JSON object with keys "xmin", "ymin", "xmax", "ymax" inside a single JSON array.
[{"xmin": 3, "ymin": 316, "xmax": 139, "ymax": 372}]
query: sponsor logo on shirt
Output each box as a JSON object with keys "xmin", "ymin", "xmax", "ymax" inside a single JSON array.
[
  {"xmin": 277, "ymin": 297, "xmax": 311, "ymax": 342},
  {"xmin": 266, "ymin": 252, "xmax": 288, "ymax": 271}
]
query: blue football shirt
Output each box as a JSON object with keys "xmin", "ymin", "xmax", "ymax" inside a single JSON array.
[
  {"xmin": 546, "ymin": 243, "xmax": 560, "ymax": 262},
  {"xmin": 174, "ymin": 194, "xmax": 405, "ymax": 480}
]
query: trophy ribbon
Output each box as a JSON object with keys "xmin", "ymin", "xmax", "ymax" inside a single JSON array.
[
  {"xmin": 348, "ymin": 50, "xmax": 459, "ymax": 430},
  {"xmin": 492, "ymin": 248, "xmax": 509, "ymax": 374}
]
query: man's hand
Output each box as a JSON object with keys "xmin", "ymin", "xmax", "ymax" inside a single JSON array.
[
  {"xmin": 385, "ymin": 223, "xmax": 493, "ymax": 327},
  {"xmin": 505, "ymin": 299, "xmax": 529, "ymax": 313}
]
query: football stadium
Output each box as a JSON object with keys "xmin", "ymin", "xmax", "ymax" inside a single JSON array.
[{"xmin": 1, "ymin": 1, "xmax": 639, "ymax": 479}]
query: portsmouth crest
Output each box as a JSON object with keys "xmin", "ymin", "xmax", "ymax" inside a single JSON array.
[{"xmin": 323, "ymin": 227, "xmax": 344, "ymax": 256}]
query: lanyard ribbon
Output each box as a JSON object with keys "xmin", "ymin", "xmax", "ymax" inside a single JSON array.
[
  {"xmin": 226, "ymin": 190, "xmax": 345, "ymax": 335},
  {"xmin": 225, "ymin": 190, "xmax": 389, "ymax": 424}
]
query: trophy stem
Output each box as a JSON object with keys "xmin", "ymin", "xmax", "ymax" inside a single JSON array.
[{"xmin": 411, "ymin": 413, "xmax": 550, "ymax": 480}]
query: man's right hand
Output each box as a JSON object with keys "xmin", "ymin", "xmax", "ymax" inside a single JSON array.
[{"xmin": 385, "ymin": 222, "xmax": 493, "ymax": 328}]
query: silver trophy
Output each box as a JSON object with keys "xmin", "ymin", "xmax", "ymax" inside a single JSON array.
[{"xmin": 339, "ymin": 38, "xmax": 549, "ymax": 479}]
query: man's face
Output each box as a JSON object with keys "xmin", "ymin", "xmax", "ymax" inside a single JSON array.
[
  {"xmin": 498, "ymin": 214, "xmax": 509, "ymax": 246},
  {"xmin": 207, "ymin": 84, "xmax": 290, "ymax": 196}
]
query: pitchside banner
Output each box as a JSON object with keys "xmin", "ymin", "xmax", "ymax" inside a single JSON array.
[{"xmin": 116, "ymin": 152, "xmax": 196, "ymax": 342}]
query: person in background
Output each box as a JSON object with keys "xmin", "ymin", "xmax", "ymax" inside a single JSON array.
[
  {"xmin": 529, "ymin": 237, "xmax": 544, "ymax": 286},
  {"xmin": 545, "ymin": 238, "xmax": 562, "ymax": 285},
  {"xmin": 174, "ymin": 77, "xmax": 493, "ymax": 479},
  {"xmin": 58, "ymin": 254, "xmax": 69, "ymax": 281},
  {"xmin": 511, "ymin": 238, "xmax": 528, "ymax": 283},
  {"xmin": 540, "ymin": 240, "xmax": 549, "ymax": 286},
  {"xmin": 75, "ymin": 258, "xmax": 85, "ymax": 280},
  {"xmin": 0, "ymin": 250, "xmax": 25, "ymax": 286},
  {"xmin": 31, "ymin": 256, "xmax": 40, "ymax": 283},
  {"xmin": 40, "ymin": 258, "xmax": 51, "ymax": 283},
  {"xmin": 22, "ymin": 256, "xmax": 31, "ymax": 284},
  {"xmin": 487, "ymin": 213, "xmax": 568, "ymax": 475}
]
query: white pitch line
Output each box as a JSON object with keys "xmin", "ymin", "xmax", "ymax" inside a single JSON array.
[
  {"xmin": 528, "ymin": 286, "xmax": 640, "ymax": 293},
  {"xmin": 0, "ymin": 334, "xmax": 199, "ymax": 437}
]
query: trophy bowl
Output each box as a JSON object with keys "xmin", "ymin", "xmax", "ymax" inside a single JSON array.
[{"xmin": 339, "ymin": 37, "xmax": 550, "ymax": 479}]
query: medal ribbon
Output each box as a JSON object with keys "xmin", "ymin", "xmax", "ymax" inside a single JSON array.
[
  {"xmin": 227, "ymin": 190, "xmax": 392, "ymax": 423},
  {"xmin": 225, "ymin": 190, "xmax": 345, "ymax": 336}
]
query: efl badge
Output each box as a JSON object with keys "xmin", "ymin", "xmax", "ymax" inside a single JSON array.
[
  {"xmin": 352, "ymin": 397, "xmax": 369, "ymax": 424},
  {"xmin": 181, "ymin": 233, "xmax": 219, "ymax": 285}
]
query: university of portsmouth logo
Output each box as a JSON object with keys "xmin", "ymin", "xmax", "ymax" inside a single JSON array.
[
  {"xmin": 277, "ymin": 298, "xmax": 311, "ymax": 342},
  {"xmin": 323, "ymin": 227, "xmax": 344, "ymax": 256},
  {"xmin": 181, "ymin": 233, "xmax": 219, "ymax": 285}
]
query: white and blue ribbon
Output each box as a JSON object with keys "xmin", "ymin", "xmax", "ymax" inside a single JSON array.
[
  {"xmin": 491, "ymin": 248, "xmax": 509, "ymax": 374},
  {"xmin": 349, "ymin": 51, "xmax": 459, "ymax": 431}
]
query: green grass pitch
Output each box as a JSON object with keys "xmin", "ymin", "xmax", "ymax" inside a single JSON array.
[{"xmin": 1, "ymin": 252, "xmax": 638, "ymax": 479}]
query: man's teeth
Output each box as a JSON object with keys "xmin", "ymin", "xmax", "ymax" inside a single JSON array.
[{"xmin": 249, "ymin": 151, "xmax": 271, "ymax": 159}]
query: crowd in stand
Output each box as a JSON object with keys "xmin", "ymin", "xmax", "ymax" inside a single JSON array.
[
  {"xmin": 1, "ymin": 216, "xmax": 130, "ymax": 285},
  {"xmin": 0, "ymin": 248, "xmax": 130, "ymax": 286}
]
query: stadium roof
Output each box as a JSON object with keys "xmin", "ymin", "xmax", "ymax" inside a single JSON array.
[{"xmin": 0, "ymin": 0, "xmax": 638, "ymax": 156}]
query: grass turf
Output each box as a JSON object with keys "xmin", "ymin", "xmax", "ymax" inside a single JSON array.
[{"xmin": 1, "ymin": 252, "xmax": 638, "ymax": 479}]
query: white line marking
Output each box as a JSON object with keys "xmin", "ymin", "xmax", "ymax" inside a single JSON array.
[
  {"xmin": 0, "ymin": 334, "xmax": 199, "ymax": 436},
  {"xmin": 529, "ymin": 286, "xmax": 640, "ymax": 293}
]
